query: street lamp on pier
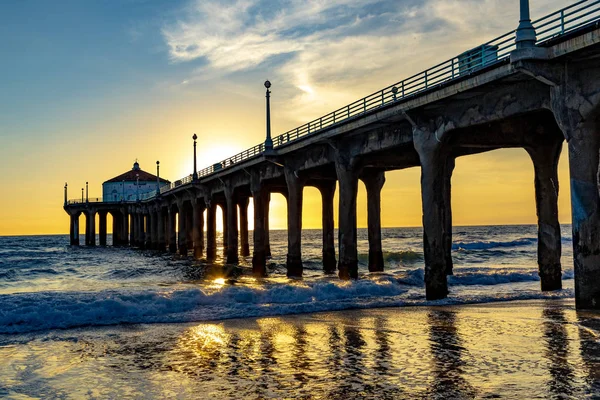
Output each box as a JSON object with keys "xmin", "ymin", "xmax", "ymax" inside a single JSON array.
[
  {"xmin": 192, "ymin": 134, "xmax": 198, "ymax": 181},
  {"xmin": 136, "ymin": 173, "xmax": 140, "ymax": 202},
  {"xmin": 86, "ymin": 181, "xmax": 89, "ymax": 203},
  {"xmin": 81, "ymin": 187, "xmax": 84, "ymax": 203},
  {"xmin": 264, "ymin": 80, "xmax": 273, "ymax": 152},
  {"xmin": 156, "ymin": 161, "xmax": 161, "ymax": 195},
  {"xmin": 64, "ymin": 183, "xmax": 68, "ymax": 206},
  {"xmin": 516, "ymin": 0, "xmax": 536, "ymax": 48}
]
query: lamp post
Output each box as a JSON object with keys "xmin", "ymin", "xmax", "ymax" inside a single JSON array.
[
  {"xmin": 64, "ymin": 183, "xmax": 68, "ymax": 206},
  {"xmin": 136, "ymin": 173, "xmax": 140, "ymax": 202},
  {"xmin": 516, "ymin": 0, "xmax": 536, "ymax": 48},
  {"xmin": 264, "ymin": 80, "xmax": 273, "ymax": 152},
  {"xmin": 192, "ymin": 134, "xmax": 198, "ymax": 180},
  {"xmin": 392, "ymin": 86, "xmax": 398, "ymax": 101},
  {"xmin": 156, "ymin": 161, "xmax": 160, "ymax": 195},
  {"xmin": 81, "ymin": 187, "xmax": 84, "ymax": 203},
  {"xmin": 86, "ymin": 181, "xmax": 89, "ymax": 203}
]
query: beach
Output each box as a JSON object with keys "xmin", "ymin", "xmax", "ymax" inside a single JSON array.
[{"xmin": 1, "ymin": 300, "xmax": 599, "ymax": 399}]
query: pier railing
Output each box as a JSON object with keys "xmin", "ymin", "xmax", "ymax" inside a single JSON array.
[{"xmin": 137, "ymin": 0, "xmax": 600, "ymax": 202}]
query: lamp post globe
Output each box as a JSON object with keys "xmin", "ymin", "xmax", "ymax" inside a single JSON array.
[{"xmin": 156, "ymin": 161, "xmax": 161, "ymax": 195}]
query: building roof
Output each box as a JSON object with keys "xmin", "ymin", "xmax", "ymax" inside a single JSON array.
[{"xmin": 103, "ymin": 162, "xmax": 170, "ymax": 184}]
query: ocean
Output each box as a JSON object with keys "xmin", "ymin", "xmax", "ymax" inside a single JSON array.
[{"xmin": 1, "ymin": 225, "xmax": 599, "ymax": 399}]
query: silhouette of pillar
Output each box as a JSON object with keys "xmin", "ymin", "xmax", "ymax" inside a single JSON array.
[
  {"xmin": 112, "ymin": 213, "xmax": 120, "ymax": 246},
  {"xmin": 99, "ymin": 211, "xmax": 107, "ymax": 246},
  {"xmin": 413, "ymin": 122, "xmax": 452, "ymax": 300},
  {"xmin": 86, "ymin": 211, "xmax": 96, "ymax": 246},
  {"xmin": 443, "ymin": 157, "xmax": 455, "ymax": 276},
  {"xmin": 157, "ymin": 208, "xmax": 166, "ymax": 251},
  {"xmin": 206, "ymin": 201, "xmax": 217, "ymax": 260},
  {"xmin": 168, "ymin": 208, "xmax": 177, "ymax": 253},
  {"xmin": 148, "ymin": 211, "xmax": 156, "ymax": 250},
  {"xmin": 130, "ymin": 213, "xmax": 136, "ymax": 246},
  {"xmin": 335, "ymin": 153, "xmax": 359, "ymax": 279},
  {"xmin": 527, "ymin": 138, "xmax": 563, "ymax": 291},
  {"xmin": 178, "ymin": 203, "xmax": 187, "ymax": 255},
  {"xmin": 319, "ymin": 181, "xmax": 337, "ymax": 274},
  {"xmin": 70, "ymin": 214, "xmax": 80, "ymax": 246},
  {"xmin": 265, "ymin": 192, "xmax": 271, "ymax": 258},
  {"xmin": 361, "ymin": 170, "xmax": 385, "ymax": 272},
  {"xmin": 123, "ymin": 211, "xmax": 129, "ymax": 246},
  {"xmin": 193, "ymin": 201, "xmax": 205, "ymax": 259},
  {"xmin": 220, "ymin": 203, "xmax": 228, "ymax": 254},
  {"xmin": 225, "ymin": 186, "xmax": 239, "ymax": 264},
  {"xmin": 239, "ymin": 197, "xmax": 250, "ymax": 257},
  {"xmin": 284, "ymin": 167, "xmax": 304, "ymax": 277},
  {"xmin": 251, "ymin": 175, "xmax": 267, "ymax": 276},
  {"xmin": 185, "ymin": 204, "xmax": 193, "ymax": 252}
]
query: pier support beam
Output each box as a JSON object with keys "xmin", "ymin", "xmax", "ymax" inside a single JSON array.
[
  {"xmin": 130, "ymin": 214, "xmax": 136, "ymax": 247},
  {"xmin": 157, "ymin": 208, "xmax": 166, "ymax": 251},
  {"xmin": 526, "ymin": 137, "xmax": 563, "ymax": 291},
  {"xmin": 284, "ymin": 167, "xmax": 304, "ymax": 277},
  {"xmin": 251, "ymin": 176, "xmax": 268, "ymax": 276},
  {"xmin": 149, "ymin": 211, "xmax": 157, "ymax": 250},
  {"xmin": 550, "ymin": 78, "xmax": 600, "ymax": 308},
  {"xmin": 85, "ymin": 211, "xmax": 96, "ymax": 246},
  {"xmin": 335, "ymin": 153, "xmax": 359, "ymax": 279},
  {"xmin": 185, "ymin": 204, "xmax": 193, "ymax": 253},
  {"xmin": 239, "ymin": 197, "xmax": 250, "ymax": 257},
  {"xmin": 112, "ymin": 213, "xmax": 120, "ymax": 246},
  {"xmin": 99, "ymin": 211, "xmax": 107, "ymax": 246},
  {"xmin": 225, "ymin": 186, "xmax": 239, "ymax": 264},
  {"xmin": 222, "ymin": 203, "xmax": 228, "ymax": 256},
  {"xmin": 361, "ymin": 170, "xmax": 386, "ymax": 272},
  {"xmin": 70, "ymin": 214, "xmax": 80, "ymax": 246},
  {"xmin": 178, "ymin": 204, "xmax": 187, "ymax": 256},
  {"xmin": 206, "ymin": 201, "xmax": 217, "ymax": 261},
  {"xmin": 193, "ymin": 200, "xmax": 205, "ymax": 259},
  {"xmin": 265, "ymin": 192, "xmax": 272, "ymax": 258},
  {"xmin": 318, "ymin": 181, "xmax": 337, "ymax": 274},
  {"xmin": 168, "ymin": 208, "xmax": 177, "ymax": 253},
  {"xmin": 413, "ymin": 120, "xmax": 454, "ymax": 300}
]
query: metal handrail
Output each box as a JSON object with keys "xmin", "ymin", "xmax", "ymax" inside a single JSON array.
[{"xmin": 135, "ymin": 0, "xmax": 599, "ymax": 203}]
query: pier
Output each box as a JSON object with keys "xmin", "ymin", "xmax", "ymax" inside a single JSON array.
[{"xmin": 64, "ymin": 1, "xmax": 600, "ymax": 309}]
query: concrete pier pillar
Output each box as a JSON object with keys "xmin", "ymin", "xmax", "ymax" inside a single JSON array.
[
  {"xmin": 140, "ymin": 213, "xmax": 147, "ymax": 249},
  {"xmin": 206, "ymin": 201, "xmax": 217, "ymax": 260},
  {"xmin": 112, "ymin": 213, "xmax": 120, "ymax": 246},
  {"xmin": 177, "ymin": 204, "xmax": 187, "ymax": 256},
  {"xmin": 148, "ymin": 212, "xmax": 157, "ymax": 250},
  {"xmin": 361, "ymin": 171, "xmax": 386, "ymax": 272},
  {"xmin": 225, "ymin": 187, "xmax": 239, "ymax": 264},
  {"xmin": 284, "ymin": 167, "xmax": 304, "ymax": 277},
  {"xmin": 123, "ymin": 212, "xmax": 129, "ymax": 246},
  {"xmin": 335, "ymin": 156, "xmax": 359, "ymax": 279},
  {"xmin": 185, "ymin": 205, "xmax": 193, "ymax": 253},
  {"xmin": 85, "ymin": 211, "xmax": 96, "ymax": 246},
  {"xmin": 99, "ymin": 211, "xmax": 107, "ymax": 246},
  {"xmin": 251, "ymin": 175, "xmax": 267, "ymax": 276},
  {"xmin": 265, "ymin": 192, "xmax": 271, "ymax": 258},
  {"xmin": 70, "ymin": 214, "xmax": 80, "ymax": 246},
  {"xmin": 157, "ymin": 208, "xmax": 166, "ymax": 251},
  {"xmin": 413, "ymin": 123, "xmax": 453, "ymax": 300},
  {"xmin": 168, "ymin": 208, "xmax": 177, "ymax": 253},
  {"xmin": 239, "ymin": 197, "xmax": 250, "ymax": 257},
  {"xmin": 221, "ymin": 203, "xmax": 229, "ymax": 255},
  {"xmin": 130, "ymin": 213, "xmax": 136, "ymax": 246},
  {"xmin": 193, "ymin": 201, "xmax": 205, "ymax": 259},
  {"xmin": 442, "ymin": 157, "xmax": 455, "ymax": 276},
  {"xmin": 318, "ymin": 181, "xmax": 337, "ymax": 274},
  {"xmin": 134, "ymin": 213, "xmax": 141, "ymax": 248},
  {"xmin": 526, "ymin": 138, "xmax": 563, "ymax": 291}
]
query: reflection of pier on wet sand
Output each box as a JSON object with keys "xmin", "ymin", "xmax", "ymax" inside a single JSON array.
[{"xmin": 1, "ymin": 300, "xmax": 599, "ymax": 398}]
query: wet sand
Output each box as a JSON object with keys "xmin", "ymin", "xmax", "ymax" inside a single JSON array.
[{"xmin": 1, "ymin": 299, "xmax": 599, "ymax": 399}]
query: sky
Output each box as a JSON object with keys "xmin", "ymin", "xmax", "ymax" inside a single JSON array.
[{"xmin": 0, "ymin": 0, "xmax": 578, "ymax": 235}]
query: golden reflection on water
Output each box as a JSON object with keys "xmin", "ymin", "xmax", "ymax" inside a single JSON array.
[{"xmin": 1, "ymin": 301, "xmax": 599, "ymax": 399}]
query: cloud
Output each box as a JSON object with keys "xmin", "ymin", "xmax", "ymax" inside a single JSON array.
[{"xmin": 161, "ymin": 0, "xmax": 581, "ymax": 123}]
